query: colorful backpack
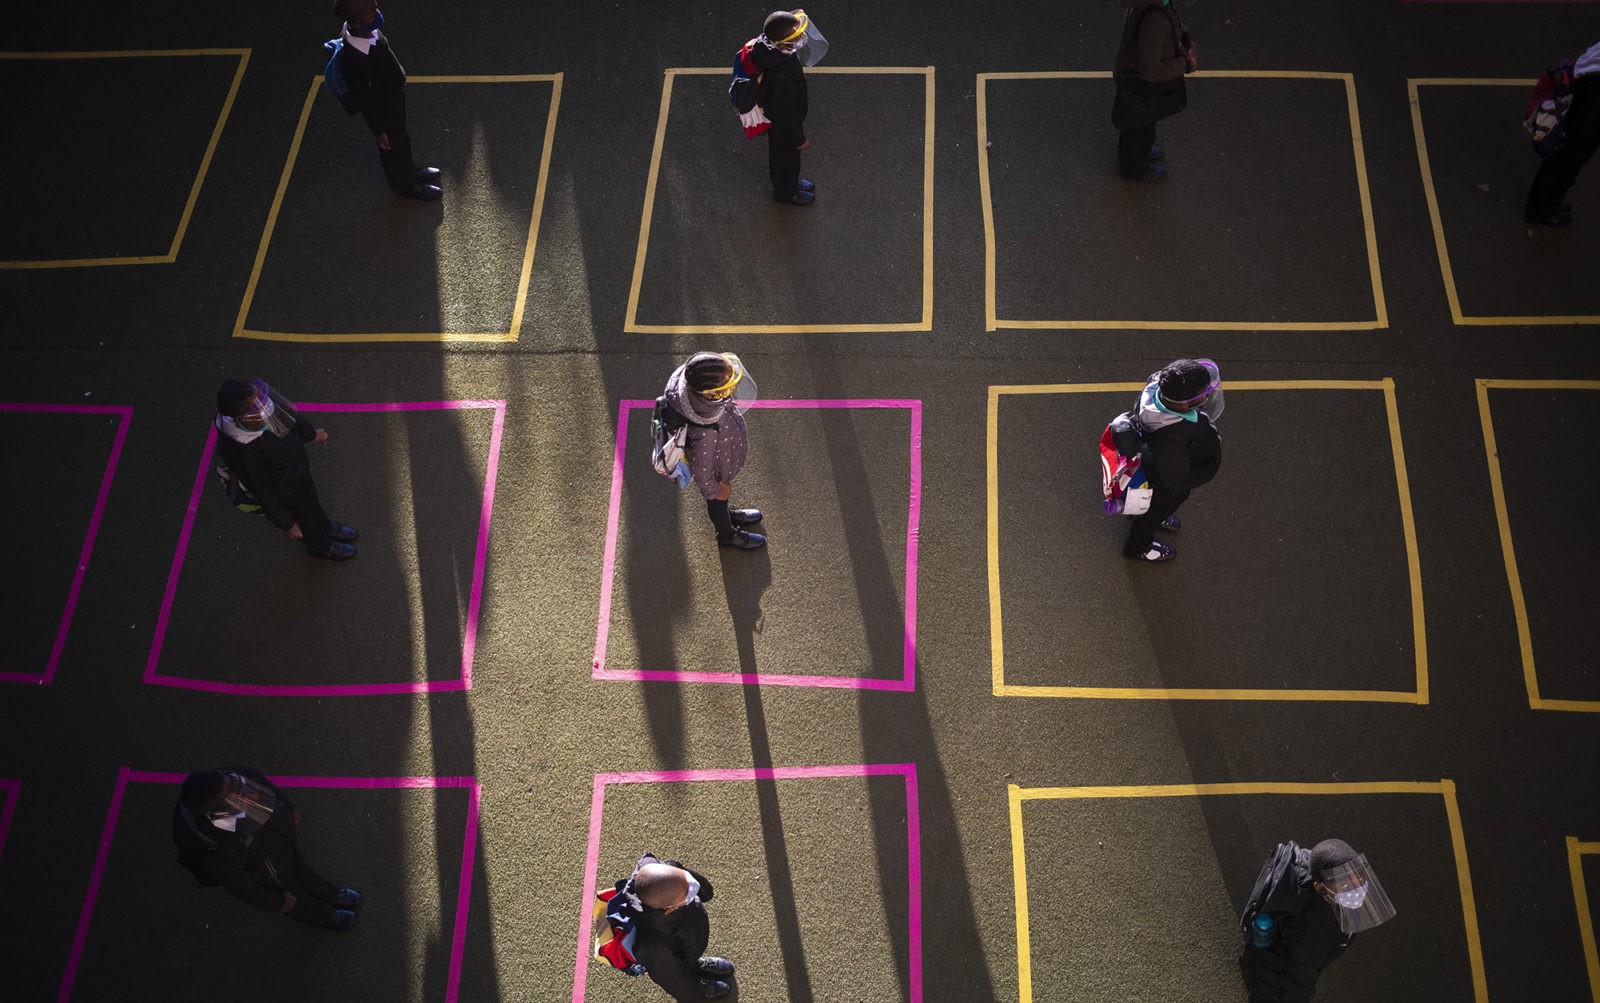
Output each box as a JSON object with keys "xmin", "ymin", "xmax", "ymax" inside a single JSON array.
[
  {"xmin": 1099, "ymin": 412, "xmax": 1151, "ymax": 516},
  {"xmin": 729, "ymin": 39, "xmax": 772, "ymax": 138},
  {"xmin": 592, "ymin": 885, "xmax": 647, "ymax": 976},
  {"xmin": 649, "ymin": 396, "xmax": 692, "ymax": 483},
  {"xmin": 1523, "ymin": 57, "xmax": 1578, "ymax": 159}
]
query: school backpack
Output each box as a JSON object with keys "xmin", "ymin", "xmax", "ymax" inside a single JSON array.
[
  {"xmin": 213, "ymin": 461, "xmax": 265, "ymax": 515},
  {"xmin": 650, "ymin": 396, "xmax": 693, "ymax": 481},
  {"xmin": 1523, "ymin": 57, "xmax": 1578, "ymax": 159},
  {"xmin": 729, "ymin": 38, "xmax": 772, "ymax": 138},
  {"xmin": 1099, "ymin": 411, "xmax": 1151, "ymax": 516},
  {"xmin": 592, "ymin": 885, "xmax": 647, "ymax": 975}
]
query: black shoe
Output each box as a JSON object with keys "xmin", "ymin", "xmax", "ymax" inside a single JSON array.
[
  {"xmin": 1147, "ymin": 145, "xmax": 1165, "ymax": 162},
  {"xmin": 330, "ymin": 523, "xmax": 359, "ymax": 543},
  {"xmin": 414, "ymin": 166, "xmax": 442, "ymax": 183},
  {"xmin": 775, "ymin": 190, "xmax": 815, "ymax": 206},
  {"xmin": 400, "ymin": 183, "xmax": 442, "ymax": 201},
  {"xmin": 1526, "ymin": 206, "xmax": 1572, "ymax": 226},
  {"xmin": 698, "ymin": 957, "xmax": 736, "ymax": 977},
  {"xmin": 1124, "ymin": 541, "xmax": 1176, "ymax": 562},
  {"xmin": 1120, "ymin": 164, "xmax": 1167, "ymax": 183},
  {"xmin": 698, "ymin": 978, "xmax": 731, "ymax": 999},
  {"xmin": 326, "ymin": 909, "xmax": 359, "ymax": 931},
  {"xmin": 336, "ymin": 888, "xmax": 364, "ymax": 909},
  {"xmin": 314, "ymin": 542, "xmax": 358, "ymax": 561},
  {"xmin": 1158, "ymin": 514, "xmax": 1180, "ymax": 532},
  {"xmin": 729, "ymin": 508, "xmax": 763, "ymax": 526},
  {"xmin": 798, "ymin": 178, "xmax": 815, "ymax": 191},
  {"xmin": 717, "ymin": 530, "xmax": 766, "ymax": 550}
]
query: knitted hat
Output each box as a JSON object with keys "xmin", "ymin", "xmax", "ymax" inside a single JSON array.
[
  {"xmin": 216, "ymin": 380, "xmax": 257, "ymax": 418},
  {"xmin": 179, "ymin": 770, "xmax": 227, "ymax": 812},
  {"xmin": 1309, "ymin": 838, "xmax": 1359, "ymax": 877},
  {"xmin": 1157, "ymin": 359, "xmax": 1213, "ymax": 409}
]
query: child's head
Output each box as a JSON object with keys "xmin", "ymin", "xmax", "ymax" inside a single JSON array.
[{"xmin": 634, "ymin": 863, "xmax": 699, "ymax": 913}]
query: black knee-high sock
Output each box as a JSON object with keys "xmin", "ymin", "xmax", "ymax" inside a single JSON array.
[{"xmin": 707, "ymin": 498, "xmax": 737, "ymax": 538}]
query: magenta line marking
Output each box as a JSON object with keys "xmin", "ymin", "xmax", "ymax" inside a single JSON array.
[
  {"xmin": 60, "ymin": 769, "xmax": 479, "ymax": 1002},
  {"xmin": 592, "ymin": 399, "xmax": 921, "ymax": 691},
  {"xmin": 0, "ymin": 778, "xmax": 20, "ymax": 863},
  {"xmin": 0, "ymin": 403, "xmax": 132, "ymax": 685},
  {"xmin": 143, "ymin": 401, "xmax": 504, "ymax": 696},
  {"xmin": 572, "ymin": 763, "xmax": 922, "ymax": 1003}
]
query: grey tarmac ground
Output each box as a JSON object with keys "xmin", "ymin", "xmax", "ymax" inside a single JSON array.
[{"xmin": 2, "ymin": 1, "xmax": 1599, "ymax": 1000}]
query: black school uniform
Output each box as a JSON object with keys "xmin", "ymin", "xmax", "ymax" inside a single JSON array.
[
  {"xmin": 333, "ymin": 32, "xmax": 419, "ymax": 191},
  {"xmin": 632, "ymin": 863, "xmax": 718, "ymax": 1002},
  {"xmin": 750, "ymin": 44, "xmax": 808, "ymax": 199},
  {"xmin": 215, "ymin": 412, "xmax": 337, "ymax": 555}
]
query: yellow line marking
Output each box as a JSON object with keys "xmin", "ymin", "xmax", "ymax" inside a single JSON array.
[
  {"xmin": 0, "ymin": 48, "xmax": 251, "ymax": 270},
  {"xmin": 1476, "ymin": 380, "xmax": 1600, "ymax": 713},
  {"xmin": 1410, "ymin": 79, "xmax": 1600, "ymax": 326},
  {"xmin": 1381, "ymin": 378, "xmax": 1427, "ymax": 701},
  {"xmin": 987, "ymin": 389, "xmax": 1006, "ymax": 697},
  {"xmin": 1441, "ymin": 781, "xmax": 1490, "ymax": 1002},
  {"xmin": 625, "ymin": 67, "xmax": 936, "ymax": 334},
  {"xmin": 1569, "ymin": 836, "xmax": 1600, "ymax": 1002},
  {"xmin": 233, "ymin": 74, "xmax": 562, "ymax": 343},
  {"xmin": 509, "ymin": 73, "xmax": 563, "ymax": 339},
  {"xmin": 1009, "ymin": 781, "xmax": 1488, "ymax": 1002},
  {"xmin": 978, "ymin": 71, "xmax": 1386, "ymax": 331},
  {"xmin": 988, "ymin": 380, "xmax": 1426, "ymax": 702},
  {"xmin": 1008, "ymin": 786, "xmax": 1034, "ymax": 1003}
]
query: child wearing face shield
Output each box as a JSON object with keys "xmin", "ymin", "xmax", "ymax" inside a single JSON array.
[
  {"xmin": 1122, "ymin": 358, "xmax": 1222, "ymax": 562},
  {"xmin": 599, "ymin": 855, "xmax": 736, "ymax": 1000},
  {"xmin": 661, "ymin": 352, "xmax": 766, "ymax": 550},
  {"xmin": 747, "ymin": 10, "xmax": 825, "ymax": 205},
  {"xmin": 1238, "ymin": 838, "xmax": 1396, "ymax": 1002}
]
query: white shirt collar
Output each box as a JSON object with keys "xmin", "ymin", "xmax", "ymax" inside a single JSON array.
[{"xmin": 342, "ymin": 23, "xmax": 378, "ymax": 54}]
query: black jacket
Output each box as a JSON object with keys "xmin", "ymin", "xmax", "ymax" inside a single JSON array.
[
  {"xmin": 214, "ymin": 410, "xmax": 321, "ymax": 532},
  {"xmin": 334, "ymin": 36, "xmax": 408, "ymax": 134},
  {"xmin": 1239, "ymin": 842, "xmax": 1352, "ymax": 1001},
  {"xmin": 171, "ymin": 768, "xmax": 302, "ymax": 913},
  {"xmin": 629, "ymin": 861, "xmax": 717, "ymax": 1002},
  {"xmin": 1139, "ymin": 413, "xmax": 1221, "ymax": 493},
  {"xmin": 751, "ymin": 44, "xmax": 807, "ymax": 147}
]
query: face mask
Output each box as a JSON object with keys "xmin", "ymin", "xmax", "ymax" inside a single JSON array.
[{"xmin": 1332, "ymin": 885, "xmax": 1368, "ymax": 910}]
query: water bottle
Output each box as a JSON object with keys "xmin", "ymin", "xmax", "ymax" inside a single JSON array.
[{"xmin": 1250, "ymin": 913, "xmax": 1274, "ymax": 948}]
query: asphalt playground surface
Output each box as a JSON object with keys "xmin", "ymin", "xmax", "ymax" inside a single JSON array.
[{"xmin": 3, "ymin": 1, "xmax": 1600, "ymax": 1000}]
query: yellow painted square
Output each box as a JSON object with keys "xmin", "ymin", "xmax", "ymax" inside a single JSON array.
[
  {"xmin": 1410, "ymin": 79, "xmax": 1600, "ymax": 326},
  {"xmin": 977, "ymin": 70, "xmax": 1387, "ymax": 331},
  {"xmin": 0, "ymin": 49, "xmax": 249, "ymax": 269},
  {"xmin": 624, "ymin": 66, "xmax": 935, "ymax": 334},
  {"xmin": 233, "ymin": 74, "xmax": 562, "ymax": 343},
  {"xmin": 986, "ymin": 379, "xmax": 1426, "ymax": 701},
  {"xmin": 1476, "ymin": 379, "xmax": 1600, "ymax": 711},
  {"xmin": 1007, "ymin": 781, "xmax": 1487, "ymax": 1003},
  {"xmin": 1566, "ymin": 837, "xmax": 1600, "ymax": 1000}
]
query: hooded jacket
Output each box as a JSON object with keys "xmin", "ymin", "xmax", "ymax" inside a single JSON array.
[
  {"xmin": 1116, "ymin": 0, "xmax": 1189, "ymax": 84},
  {"xmin": 751, "ymin": 42, "xmax": 808, "ymax": 148},
  {"xmin": 1239, "ymin": 842, "xmax": 1352, "ymax": 1001},
  {"xmin": 1132, "ymin": 376, "xmax": 1221, "ymax": 493}
]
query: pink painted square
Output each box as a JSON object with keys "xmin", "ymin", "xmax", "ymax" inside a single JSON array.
[
  {"xmin": 142, "ymin": 400, "xmax": 505, "ymax": 696},
  {"xmin": 0, "ymin": 403, "xmax": 131, "ymax": 685},
  {"xmin": 594, "ymin": 399, "xmax": 922, "ymax": 690},
  {"xmin": 572, "ymin": 764, "xmax": 922, "ymax": 1002},
  {"xmin": 58, "ymin": 770, "xmax": 480, "ymax": 1002}
]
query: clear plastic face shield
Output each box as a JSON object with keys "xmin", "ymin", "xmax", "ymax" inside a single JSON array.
[
  {"xmin": 231, "ymin": 379, "xmax": 299, "ymax": 437},
  {"xmin": 697, "ymin": 353, "xmax": 759, "ymax": 413},
  {"xmin": 1318, "ymin": 854, "xmax": 1396, "ymax": 936},
  {"xmin": 770, "ymin": 9, "xmax": 829, "ymax": 66},
  {"xmin": 1161, "ymin": 358, "xmax": 1224, "ymax": 423},
  {"xmin": 201, "ymin": 772, "xmax": 280, "ymax": 831}
]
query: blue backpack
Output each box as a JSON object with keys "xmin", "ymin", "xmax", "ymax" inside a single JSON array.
[{"xmin": 323, "ymin": 38, "xmax": 362, "ymax": 116}]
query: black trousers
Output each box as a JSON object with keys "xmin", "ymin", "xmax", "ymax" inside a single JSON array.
[
  {"xmin": 1124, "ymin": 487, "xmax": 1188, "ymax": 556},
  {"xmin": 1527, "ymin": 77, "xmax": 1600, "ymax": 218},
  {"xmin": 1118, "ymin": 123, "xmax": 1157, "ymax": 175},
  {"xmin": 768, "ymin": 131, "xmax": 802, "ymax": 199},
  {"xmin": 370, "ymin": 93, "xmax": 418, "ymax": 191},
  {"xmin": 284, "ymin": 481, "xmax": 336, "ymax": 555},
  {"xmin": 276, "ymin": 847, "xmax": 344, "ymax": 927}
]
